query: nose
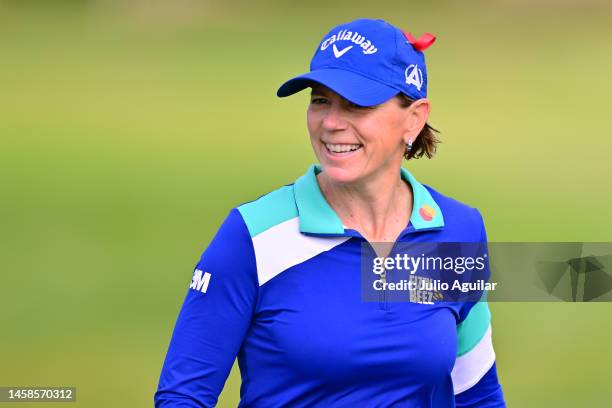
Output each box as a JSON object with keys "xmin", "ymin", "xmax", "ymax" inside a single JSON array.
[{"xmin": 321, "ymin": 102, "xmax": 348, "ymax": 131}]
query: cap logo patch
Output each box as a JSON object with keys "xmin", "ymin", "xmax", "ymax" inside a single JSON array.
[
  {"xmin": 333, "ymin": 44, "xmax": 353, "ymax": 58},
  {"xmin": 320, "ymin": 29, "xmax": 378, "ymax": 55},
  {"xmin": 405, "ymin": 64, "xmax": 423, "ymax": 91}
]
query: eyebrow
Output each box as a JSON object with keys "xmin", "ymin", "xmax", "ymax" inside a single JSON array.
[{"xmin": 310, "ymin": 89, "xmax": 327, "ymax": 97}]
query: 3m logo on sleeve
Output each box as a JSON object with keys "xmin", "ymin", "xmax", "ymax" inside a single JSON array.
[{"xmin": 189, "ymin": 269, "xmax": 211, "ymax": 293}]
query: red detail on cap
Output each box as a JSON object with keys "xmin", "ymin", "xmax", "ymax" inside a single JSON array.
[{"xmin": 402, "ymin": 31, "xmax": 436, "ymax": 52}]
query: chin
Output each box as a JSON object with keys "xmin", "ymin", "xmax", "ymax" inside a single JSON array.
[{"xmin": 318, "ymin": 162, "xmax": 364, "ymax": 185}]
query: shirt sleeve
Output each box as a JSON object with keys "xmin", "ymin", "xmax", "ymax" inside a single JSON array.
[
  {"xmin": 453, "ymin": 209, "xmax": 506, "ymax": 407},
  {"xmin": 455, "ymin": 362, "xmax": 506, "ymax": 407},
  {"xmin": 154, "ymin": 208, "xmax": 258, "ymax": 408}
]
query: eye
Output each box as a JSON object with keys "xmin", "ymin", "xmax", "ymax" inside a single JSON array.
[{"xmin": 310, "ymin": 97, "xmax": 329, "ymax": 105}]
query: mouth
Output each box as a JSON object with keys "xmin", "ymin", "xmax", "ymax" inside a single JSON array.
[{"xmin": 324, "ymin": 143, "xmax": 363, "ymax": 156}]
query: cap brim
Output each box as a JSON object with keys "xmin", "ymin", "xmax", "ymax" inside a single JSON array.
[{"xmin": 276, "ymin": 68, "xmax": 400, "ymax": 107}]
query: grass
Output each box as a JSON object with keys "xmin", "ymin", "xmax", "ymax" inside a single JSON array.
[{"xmin": 1, "ymin": 1, "xmax": 611, "ymax": 406}]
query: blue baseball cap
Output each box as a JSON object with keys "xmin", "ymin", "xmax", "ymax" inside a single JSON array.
[{"xmin": 277, "ymin": 18, "xmax": 436, "ymax": 107}]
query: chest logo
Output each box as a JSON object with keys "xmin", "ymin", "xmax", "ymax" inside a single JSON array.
[{"xmin": 419, "ymin": 204, "xmax": 436, "ymax": 221}]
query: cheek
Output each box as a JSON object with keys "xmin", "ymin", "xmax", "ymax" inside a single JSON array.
[
  {"xmin": 306, "ymin": 122, "xmax": 318, "ymax": 146},
  {"xmin": 306, "ymin": 109, "xmax": 318, "ymax": 133},
  {"xmin": 362, "ymin": 119, "xmax": 392, "ymax": 144},
  {"xmin": 306, "ymin": 111, "xmax": 322, "ymax": 151},
  {"xmin": 363, "ymin": 121, "xmax": 404, "ymax": 156}
]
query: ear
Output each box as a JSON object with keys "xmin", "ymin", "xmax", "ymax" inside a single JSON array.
[{"xmin": 402, "ymin": 98, "xmax": 431, "ymax": 144}]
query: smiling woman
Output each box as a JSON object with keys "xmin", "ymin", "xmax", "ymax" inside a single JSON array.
[
  {"xmin": 155, "ymin": 18, "xmax": 506, "ymax": 408},
  {"xmin": 308, "ymin": 85, "xmax": 419, "ymax": 180},
  {"xmin": 309, "ymin": 85, "xmax": 440, "ymax": 160}
]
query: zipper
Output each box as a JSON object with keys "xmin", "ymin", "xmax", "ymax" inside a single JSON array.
[
  {"xmin": 379, "ymin": 240, "xmax": 402, "ymax": 312},
  {"xmin": 352, "ymin": 225, "xmax": 444, "ymax": 311},
  {"xmin": 357, "ymin": 237, "xmax": 389, "ymax": 311},
  {"xmin": 376, "ymin": 225, "xmax": 445, "ymax": 311},
  {"xmin": 379, "ymin": 266, "xmax": 387, "ymax": 310}
]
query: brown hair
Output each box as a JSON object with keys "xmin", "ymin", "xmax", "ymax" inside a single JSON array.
[{"xmin": 396, "ymin": 93, "xmax": 441, "ymax": 160}]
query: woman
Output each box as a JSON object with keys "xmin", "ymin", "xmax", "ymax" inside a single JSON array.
[{"xmin": 155, "ymin": 18, "xmax": 505, "ymax": 407}]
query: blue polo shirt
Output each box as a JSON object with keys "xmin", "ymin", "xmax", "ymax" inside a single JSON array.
[{"xmin": 155, "ymin": 164, "xmax": 505, "ymax": 407}]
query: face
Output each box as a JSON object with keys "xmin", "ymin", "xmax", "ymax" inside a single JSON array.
[{"xmin": 307, "ymin": 84, "xmax": 427, "ymax": 185}]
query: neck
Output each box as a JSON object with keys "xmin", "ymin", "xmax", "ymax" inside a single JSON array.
[{"xmin": 317, "ymin": 165, "xmax": 413, "ymax": 243}]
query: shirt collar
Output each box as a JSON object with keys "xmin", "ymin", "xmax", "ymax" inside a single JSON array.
[{"xmin": 293, "ymin": 164, "xmax": 445, "ymax": 235}]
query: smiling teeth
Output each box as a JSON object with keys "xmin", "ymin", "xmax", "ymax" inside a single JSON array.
[{"xmin": 326, "ymin": 143, "xmax": 362, "ymax": 153}]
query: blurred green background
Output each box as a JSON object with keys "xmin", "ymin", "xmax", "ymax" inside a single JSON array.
[{"xmin": 1, "ymin": 0, "xmax": 612, "ymax": 407}]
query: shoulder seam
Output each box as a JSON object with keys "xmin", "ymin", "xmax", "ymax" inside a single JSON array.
[
  {"xmin": 237, "ymin": 184, "xmax": 299, "ymax": 238},
  {"xmin": 230, "ymin": 208, "xmax": 261, "ymax": 291}
]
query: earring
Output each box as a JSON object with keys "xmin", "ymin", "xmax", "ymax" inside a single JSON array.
[{"xmin": 405, "ymin": 139, "xmax": 412, "ymax": 155}]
